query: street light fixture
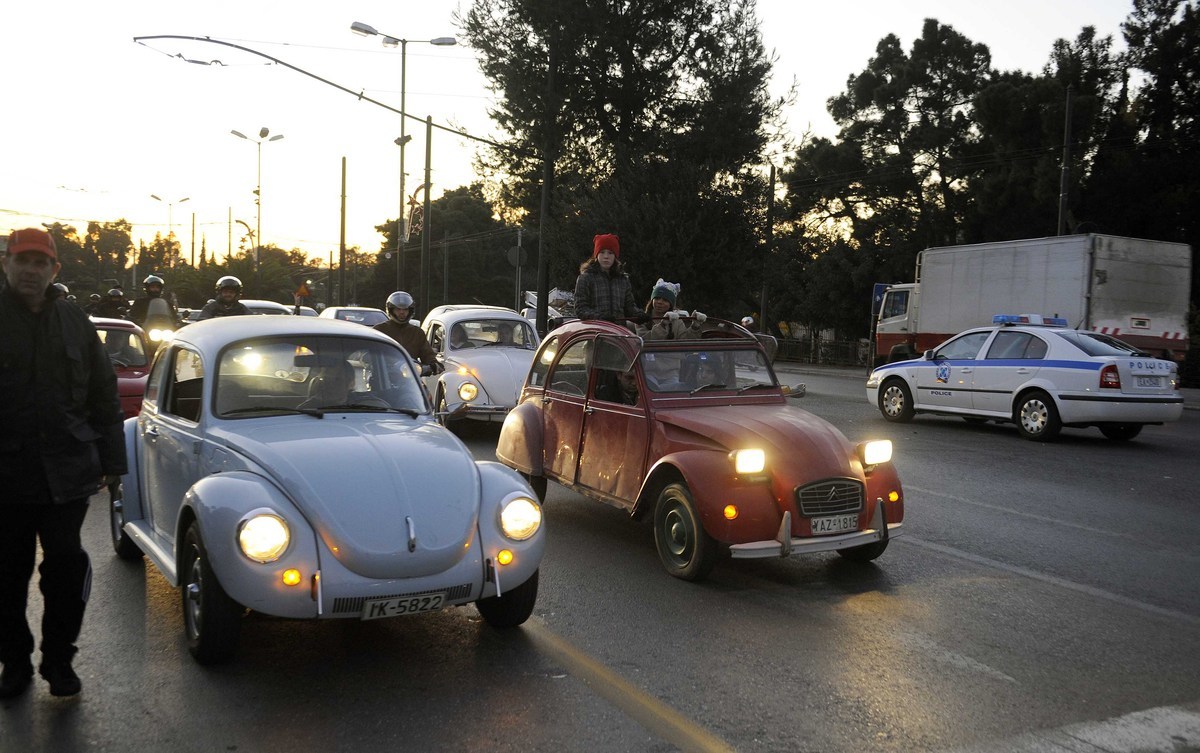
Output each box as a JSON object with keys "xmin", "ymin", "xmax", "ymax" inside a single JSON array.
[
  {"xmin": 149, "ymin": 194, "xmax": 190, "ymax": 270},
  {"xmin": 350, "ymin": 20, "xmax": 456, "ymax": 292},
  {"xmin": 231, "ymin": 127, "xmax": 285, "ymax": 290}
]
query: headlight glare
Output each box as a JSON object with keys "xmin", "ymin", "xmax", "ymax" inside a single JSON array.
[
  {"xmin": 499, "ymin": 497, "xmax": 542, "ymax": 541},
  {"xmin": 458, "ymin": 382, "xmax": 478, "ymax": 402},
  {"xmin": 732, "ymin": 448, "xmax": 766, "ymax": 475},
  {"xmin": 238, "ymin": 513, "xmax": 290, "ymax": 562},
  {"xmin": 859, "ymin": 440, "xmax": 892, "ymax": 467}
]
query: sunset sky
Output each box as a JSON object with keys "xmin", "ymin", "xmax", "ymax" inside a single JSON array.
[{"xmin": 1, "ymin": 0, "xmax": 1137, "ymax": 263}]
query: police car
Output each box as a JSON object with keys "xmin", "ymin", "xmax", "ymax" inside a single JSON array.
[{"xmin": 865, "ymin": 314, "xmax": 1184, "ymax": 441}]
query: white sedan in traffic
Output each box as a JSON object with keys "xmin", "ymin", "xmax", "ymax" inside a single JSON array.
[
  {"xmin": 866, "ymin": 315, "xmax": 1183, "ymax": 441},
  {"xmin": 420, "ymin": 305, "xmax": 540, "ymax": 424},
  {"xmin": 112, "ymin": 315, "xmax": 544, "ymax": 664}
]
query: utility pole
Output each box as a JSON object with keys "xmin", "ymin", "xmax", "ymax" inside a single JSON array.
[{"xmin": 1057, "ymin": 85, "xmax": 1074, "ymax": 236}]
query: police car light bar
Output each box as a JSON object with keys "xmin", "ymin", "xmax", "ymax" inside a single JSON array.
[{"xmin": 992, "ymin": 314, "xmax": 1069, "ymax": 327}]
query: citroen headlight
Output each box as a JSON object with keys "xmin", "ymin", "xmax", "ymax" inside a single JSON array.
[
  {"xmin": 731, "ymin": 448, "xmax": 766, "ymax": 475},
  {"xmin": 858, "ymin": 439, "xmax": 892, "ymax": 467},
  {"xmin": 499, "ymin": 497, "xmax": 542, "ymax": 541},
  {"xmin": 238, "ymin": 512, "xmax": 290, "ymax": 563},
  {"xmin": 458, "ymin": 382, "xmax": 479, "ymax": 402}
]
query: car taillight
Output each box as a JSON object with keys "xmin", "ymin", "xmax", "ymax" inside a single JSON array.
[{"xmin": 1099, "ymin": 364, "xmax": 1121, "ymax": 389}]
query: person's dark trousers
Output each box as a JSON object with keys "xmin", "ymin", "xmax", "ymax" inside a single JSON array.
[{"xmin": 0, "ymin": 499, "xmax": 91, "ymax": 669}]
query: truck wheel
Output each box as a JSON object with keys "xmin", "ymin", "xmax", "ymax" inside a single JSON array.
[
  {"xmin": 878, "ymin": 379, "xmax": 915, "ymax": 423},
  {"xmin": 888, "ymin": 344, "xmax": 916, "ymax": 363},
  {"xmin": 1099, "ymin": 423, "xmax": 1143, "ymax": 441},
  {"xmin": 1014, "ymin": 390, "xmax": 1061, "ymax": 442}
]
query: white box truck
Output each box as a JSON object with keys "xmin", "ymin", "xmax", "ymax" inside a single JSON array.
[{"xmin": 874, "ymin": 234, "xmax": 1192, "ymax": 364}]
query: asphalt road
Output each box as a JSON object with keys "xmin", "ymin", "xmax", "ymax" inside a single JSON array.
[{"xmin": 3, "ymin": 367, "xmax": 1198, "ymax": 752}]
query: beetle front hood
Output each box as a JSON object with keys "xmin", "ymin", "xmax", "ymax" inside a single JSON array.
[
  {"xmin": 213, "ymin": 418, "xmax": 481, "ymax": 579},
  {"xmin": 447, "ymin": 347, "xmax": 534, "ymax": 404},
  {"xmin": 655, "ymin": 404, "xmax": 858, "ymax": 477}
]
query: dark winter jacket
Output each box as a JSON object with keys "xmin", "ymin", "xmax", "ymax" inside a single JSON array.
[
  {"xmin": 0, "ymin": 282, "xmax": 127, "ymax": 504},
  {"xmin": 374, "ymin": 319, "xmax": 438, "ymax": 367},
  {"xmin": 573, "ymin": 262, "xmax": 641, "ymax": 321},
  {"xmin": 196, "ymin": 299, "xmax": 250, "ymax": 319}
]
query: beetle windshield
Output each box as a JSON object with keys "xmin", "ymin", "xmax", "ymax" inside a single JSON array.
[
  {"xmin": 639, "ymin": 347, "xmax": 776, "ymax": 394},
  {"xmin": 214, "ymin": 335, "xmax": 429, "ymax": 417}
]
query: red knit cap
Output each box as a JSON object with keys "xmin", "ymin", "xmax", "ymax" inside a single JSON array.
[{"xmin": 593, "ymin": 234, "xmax": 620, "ymax": 258}]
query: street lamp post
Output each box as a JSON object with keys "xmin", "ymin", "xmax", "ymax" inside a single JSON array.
[
  {"xmin": 150, "ymin": 194, "xmax": 190, "ymax": 266},
  {"xmin": 350, "ymin": 21, "xmax": 455, "ymax": 294},
  {"xmin": 231, "ymin": 127, "xmax": 285, "ymax": 291}
]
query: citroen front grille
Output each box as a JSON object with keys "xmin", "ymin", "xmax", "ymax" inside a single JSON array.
[{"xmin": 795, "ymin": 478, "xmax": 864, "ymax": 517}]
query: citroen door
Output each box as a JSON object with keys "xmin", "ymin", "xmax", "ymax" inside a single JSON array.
[{"xmin": 541, "ymin": 337, "xmax": 592, "ymax": 486}]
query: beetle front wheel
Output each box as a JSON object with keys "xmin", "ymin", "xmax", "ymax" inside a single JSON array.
[
  {"xmin": 653, "ymin": 483, "xmax": 718, "ymax": 581},
  {"xmin": 182, "ymin": 522, "xmax": 244, "ymax": 665}
]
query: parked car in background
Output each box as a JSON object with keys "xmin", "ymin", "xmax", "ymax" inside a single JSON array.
[
  {"xmin": 497, "ymin": 317, "xmax": 903, "ymax": 581},
  {"xmin": 92, "ymin": 316, "xmax": 152, "ymax": 420},
  {"xmin": 113, "ymin": 315, "xmax": 545, "ymax": 664},
  {"xmin": 420, "ymin": 305, "xmax": 541, "ymax": 424},
  {"xmin": 319, "ymin": 306, "xmax": 388, "ymax": 327},
  {"xmin": 866, "ymin": 314, "xmax": 1184, "ymax": 441},
  {"xmin": 240, "ymin": 299, "xmax": 294, "ymax": 316}
]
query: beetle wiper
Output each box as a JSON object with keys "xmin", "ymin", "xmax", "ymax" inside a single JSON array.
[
  {"xmin": 737, "ymin": 382, "xmax": 775, "ymax": 393},
  {"xmin": 224, "ymin": 406, "xmax": 326, "ymax": 418},
  {"xmin": 315, "ymin": 403, "xmax": 423, "ymax": 417},
  {"xmin": 689, "ymin": 382, "xmax": 727, "ymax": 395}
]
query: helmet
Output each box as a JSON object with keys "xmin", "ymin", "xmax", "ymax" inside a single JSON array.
[
  {"xmin": 89, "ymin": 293, "xmax": 101, "ymax": 303},
  {"xmin": 52, "ymin": 282, "xmax": 70, "ymax": 297},
  {"xmin": 215, "ymin": 275, "xmax": 243, "ymax": 294},
  {"xmin": 107, "ymin": 288, "xmax": 124, "ymax": 299},
  {"xmin": 143, "ymin": 274, "xmax": 164, "ymax": 295},
  {"xmin": 385, "ymin": 291, "xmax": 415, "ymax": 323},
  {"xmin": 740, "ymin": 316, "xmax": 754, "ymax": 327}
]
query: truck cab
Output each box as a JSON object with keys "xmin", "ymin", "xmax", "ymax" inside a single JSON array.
[{"xmin": 874, "ymin": 283, "xmax": 919, "ymax": 365}]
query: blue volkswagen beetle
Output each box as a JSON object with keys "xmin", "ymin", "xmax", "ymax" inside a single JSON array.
[{"xmin": 112, "ymin": 316, "xmax": 544, "ymax": 664}]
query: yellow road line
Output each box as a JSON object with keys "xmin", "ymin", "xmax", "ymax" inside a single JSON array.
[{"xmin": 524, "ymin": 620, "xmax": 738, "ymax": 753}]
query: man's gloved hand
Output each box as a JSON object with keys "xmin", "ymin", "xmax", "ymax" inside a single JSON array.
[
  {"xmin": 665, "ymin": 310, "xmax": 680, "ymax": 322},
  {"xmin": 692, "ymin": 310, "xmax": 707, "ymax": 323}
]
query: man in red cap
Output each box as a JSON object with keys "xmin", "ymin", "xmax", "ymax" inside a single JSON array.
[{"xmin": 0, "ymin": 228, "xmax": 126, "ymax": 699}]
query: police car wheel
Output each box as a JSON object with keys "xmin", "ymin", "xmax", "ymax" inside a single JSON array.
[
  {"xmin": 878, "ymin": 379, "xmax": 914, "ymax": 422},
  {"xmin": 1015, "ymin": 390, "xmax": 1061, "ymax": 442},
  {"xmin": 1099, "ymin": 423, "xmax": 1143, "ymax": 441}
]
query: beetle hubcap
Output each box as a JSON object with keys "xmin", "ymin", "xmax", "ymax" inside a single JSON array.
[{"xmin": 186, "ymin": 553, "xmax": 203, "ymax": 636}]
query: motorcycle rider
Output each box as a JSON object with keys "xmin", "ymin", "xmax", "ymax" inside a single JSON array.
[
  {"xmin": 373, "ymin": 291, "xmax": 439, "ymax": 372},
  {"xmin": 92, "ymin": 289, "xmax": 127, "ymax": 319},
  {"xmin": 196, "ymin": 276, "xmax": 250, "ymax": 320},
  {"xmin": 128, "ymin": 275, "xmax": 178, "ymax": 329}
]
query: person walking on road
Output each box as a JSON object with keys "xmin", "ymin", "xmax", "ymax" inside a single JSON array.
[{"xmin": 0, "ymin": 228, "xmax": 126, "ymax": 699}]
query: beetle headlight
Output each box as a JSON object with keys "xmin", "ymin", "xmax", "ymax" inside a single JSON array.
[
  {"xmin": 238, "ymin": 513, "xmax": 290, "ymax": 563},
  {"xmin": 858, "ymin": 439, "xmax": 892, "ymax": 467},
  {"xmin": 458, "ymin": 382, "xmax": 479, "ymax": 402},
  {"xmin": 499, "ymin": 497, "xmax": 542, "ymax": 541},
  {"xmin": 732, "ymin": 448, "xmax": 766, "ymax": 475}
]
